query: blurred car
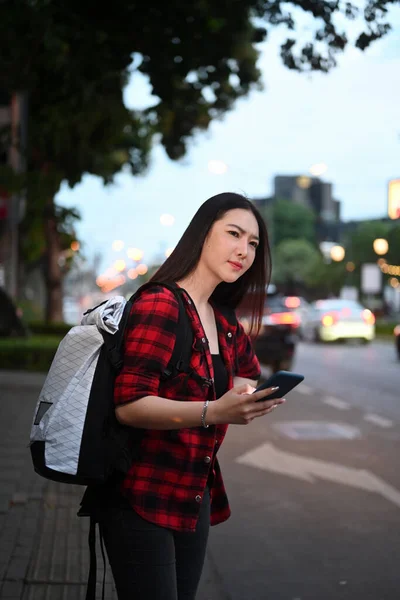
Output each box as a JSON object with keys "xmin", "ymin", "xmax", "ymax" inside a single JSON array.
[
  {"xmin": 238, "ymin": 287, "xmax": 300, "ymax": 372},
  {"xmin": 302, "ymin": 299, "xmax": 375, "ymax": 343},
  {"xmin": 282, "ymin": 296, "xmax": 310, "ymax": 338},
  {"xmin": 394, "ymin": 324, "xmax": 400, "ymax": 361}
]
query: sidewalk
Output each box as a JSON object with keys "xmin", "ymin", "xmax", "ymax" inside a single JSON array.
[{"xmin": 0, "ymin": 371, "xmax": 225, "ymax": 599}]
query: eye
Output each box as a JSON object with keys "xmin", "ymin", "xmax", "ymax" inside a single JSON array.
[
  {"xmin": 250, "ymin": 241, "xmax": 258, "ymax": 249},
  {"xmin": 228, "ymin": 230, "xmax": 239, "ymax": 238}
]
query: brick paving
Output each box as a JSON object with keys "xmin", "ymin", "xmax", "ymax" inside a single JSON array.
[{"xmin": 0, "ymin": 371, "xmax": 225, "ymax": 600}]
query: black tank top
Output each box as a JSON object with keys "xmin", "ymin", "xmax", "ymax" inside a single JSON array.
[{"xmin": 211, "ymin": 354, "xmax": 228, "ymax": 399}]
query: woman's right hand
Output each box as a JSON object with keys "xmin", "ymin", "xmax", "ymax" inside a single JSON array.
[{"xmin": 207, "ymin": 383, "xmax": 286, "ymax": 426}]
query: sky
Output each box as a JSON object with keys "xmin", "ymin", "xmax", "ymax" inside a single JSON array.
[{"xmin": 56, "ymin": 5, "xmax": 400, "ymax": 275}]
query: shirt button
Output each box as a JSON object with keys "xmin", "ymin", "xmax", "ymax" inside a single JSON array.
[
  {"xmin": 227, "ymin": 332, "xmax": 232, "ymax": 338},
  {"xmin": 195, "ymin": 495, "xmax": 202, "ymax": 503},
  {"xmin": 204, "ymin": 456, "xmax": 211, "ymax": 464}
]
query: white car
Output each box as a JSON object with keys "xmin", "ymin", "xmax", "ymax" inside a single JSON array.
[{"xmin": 302, "ymin": 299, "xmax": 375, "ymax": 343}]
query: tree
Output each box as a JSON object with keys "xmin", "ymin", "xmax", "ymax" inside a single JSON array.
[
  {"xmin": 386, "ymin": 224, "xmax": 400, "ymax": 266},
  {"xmin": 343, "ymin": 220, "xmax": 400, "ymax": 299},
  {"xmin": 1, "ymin": 0, "xmax": 398, "ymax": 320},
  {"xmin": 272, "ymin": 239, "xmax": 321, "ymax": 293},
  {"xmin": 344, "ymin": 221, "xmax": 391, "ymax": 264},
  {"xmin": 272, "ymin": 199, "xmax": 317, "ymax": 247}
]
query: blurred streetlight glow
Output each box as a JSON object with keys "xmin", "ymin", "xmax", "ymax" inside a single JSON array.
[
  {"xmin": 373, "ymin": 238, "xmax": 389, "ymax": 255},
  {"xmin": 330, "ymin": 245, "xmax": 345, "ymax": 262},
  {"xmin": 70, "ymin": 241, "xmax": 80, "ymax": 252},
  {"xmin": 160, "ymin": 214, "xmax": 175, "ymax": 227},
  {"xmin": 165, "ymin": 247, "xmax": 174, "ymax": 258},
  {"xmin": 136, "ymin": 263, "xmax": 148, "ymax": 275},
  {"xmin": 309, "ymin": 163, "xmax": 328, "ymax": 177},
  {"xmin": 112, "ymin": 240, "xmax": 124, "ymax": 252},
  {"xmin": 208, "ymin": 160, "xmax": 228, "ymax": 175},
  {"xmin": 114, "ymin": 259, "xmax": 126, "ymax": 272},
  {"xmin": 96, "ymin": 276, "xmax": 107, "ymax": 287},
  {"xmin": 127, "ymin": 269, "xmax": 138, "ymax": 280},
  {"xmin": 296, "ymin": 176, "xmax": 311, "ymax": 189},
  {"xmin": 346, "ymin": 261, "xmax": 355, "ymax": 272},
  {"xmin": 127, "ymin": 247, "xmax": 144, "ymax": 261}
]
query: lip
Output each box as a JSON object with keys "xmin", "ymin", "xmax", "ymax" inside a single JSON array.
[{"xmin": 228, "ymin": 261, "xmax": 243, "ymax": 271}]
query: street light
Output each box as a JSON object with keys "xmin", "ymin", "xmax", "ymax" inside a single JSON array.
[
  {"xmin": 160, "ymin": 214, "xmax": 175, "ymax": 227},
  {"xmin": 114, "ymin": 259, "xmax": 126, "ymax": 272},
  {"xmin": 373, "ymin": 238, "xmax": 389, "ymax": 256},
  {"xmin": 136, "ymin": 263, "xmax": 148, "ymax": 276},
  {"xmin": 127, "ymin": 247, "xmax": 144, "ymax": 261},
  {"xmin": 112, "ymin": 240, "xmax": 124, "ymax": 252},
  {"xmin": 207, "ymin": 160, "xmax": 228, "ymax": 175},
  {"xmin": 330, "ymin": 245, "xmax": 345, "ymax": 262},
  {"xmin": 309, "ymin": 163, "xmax": 328, "ymax": 177}
]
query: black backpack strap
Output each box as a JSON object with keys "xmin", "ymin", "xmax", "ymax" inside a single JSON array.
[
  {"xmin": 161, "ymin": 287, "xmax": 193, "ymax": 380},
  {"xmin": 127, "ymin": 281, "xmax": 194, "ymax": 380},
  {"xmin": 85, "ymin": 517, "xmax": 106, "ymax": 600}
]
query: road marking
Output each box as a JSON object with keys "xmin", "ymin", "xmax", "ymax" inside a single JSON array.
[
  {"xmin": 322, "ymin": 396, "xmax": 351, "ymax": 410},
  {"xmin": 236, "ymin": 442, "xmax": 400, "ymax": 509},
  {"xmin": 363, "ymin": 414, "xmax": 393, "ymax": 428},
  {"xmin": 296, "ymin": 384, "xmax": 312, "ymax": 395},
  {"xmin": 273, "ymin": 421, "xmax": 360, "ymax": 440}
]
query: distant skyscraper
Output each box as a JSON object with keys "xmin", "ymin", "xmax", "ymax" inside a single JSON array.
[{"xmin": 253, "ymin": 175, "xmax": 341, "ymax": 243}]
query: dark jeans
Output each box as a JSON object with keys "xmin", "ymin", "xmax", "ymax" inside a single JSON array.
[{"xmin": 100, "ymin": 488, "xmax": 210, "ymax": 600}]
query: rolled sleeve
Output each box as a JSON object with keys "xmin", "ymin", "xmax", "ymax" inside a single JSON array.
[
  {"xmin": 114, "ymin": 286, "xmax": 180, "ymax": 406},
  {"xmin": 235, "ymin": 319, "xmax": 261, "ymax": 380}
]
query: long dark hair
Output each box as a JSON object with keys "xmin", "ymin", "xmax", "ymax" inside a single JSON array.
[{"xmin": 150, "ymin": 192, "xmax": 271, "ymax": 334}]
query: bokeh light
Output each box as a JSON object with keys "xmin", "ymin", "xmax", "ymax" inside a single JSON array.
[
  {"xmin": 112, "ymin": 240, "xmax": 124, "ymax": 252},
  {"xmin": 207, "ymin": 160, "xmax": 228, "ymax": 175},
  {"xmin": 160, "ymin": 214, "xmax": 175, "ymax": 227}
]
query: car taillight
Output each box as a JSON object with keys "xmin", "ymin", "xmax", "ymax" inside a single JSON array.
[
  {"xmin": 362, "ymin": 309, "xmax": 375, "ymax": 325},
  {"xmin": 321, "ymin": 312, "xmax": 338, "ymax": 327},
  {"xmin": 269, "ymin": 312, "xmax": 300, "ymax": 327},
  {"xmin": 284, "ymin": 296, "xmax": 300, "ymax": 309}
]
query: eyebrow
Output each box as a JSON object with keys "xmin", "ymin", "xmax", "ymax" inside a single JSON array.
[{"xmin": 226, "ymin": 223, "xmax": 259, "ymax": 241}]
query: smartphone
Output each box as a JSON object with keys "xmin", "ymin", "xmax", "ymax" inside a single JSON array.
[{"xmin": 255, "ymin": 370, "xmax": 304, "ymax": 401}]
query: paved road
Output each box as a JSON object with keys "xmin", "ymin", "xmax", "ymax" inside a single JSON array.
[
  {"xmin": 293, "ymin": 339, "xmax": 399, "ymax": 421},
  {"xmin": 205, "ymin": 340, "xmax": 400, "ymax": 599},
  {"xmin": 1, "ymin": 339, "xmax": 399, "ymax": 599}
]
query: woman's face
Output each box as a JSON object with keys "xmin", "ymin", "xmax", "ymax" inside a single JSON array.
[{"xmin": 200, "ymin": 208, "xmax": 260, "ymax": 283}]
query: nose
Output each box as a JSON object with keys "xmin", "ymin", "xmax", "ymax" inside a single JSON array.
[{"xmin": 237, "ymin": 238, "xmax": 248, "ymax": 258}]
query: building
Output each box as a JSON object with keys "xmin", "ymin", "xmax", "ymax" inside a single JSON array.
[{"xmin": 253, "ymin": 174, "xmax": 342, "ymax": 244}]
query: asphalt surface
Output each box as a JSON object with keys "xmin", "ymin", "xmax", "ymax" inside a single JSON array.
[
  {"xmin": 1, "ymin": 338, "xmax": 399, "ymax": 599},
  {"xmin": 206, "ymin": 339, "xmax": 400, "ymax": 599},
  {"xmin": 293, "ymin": 339, "xmax": 399, "ymax": 420}
]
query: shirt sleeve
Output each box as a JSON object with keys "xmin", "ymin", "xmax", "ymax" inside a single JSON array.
[
  {"xmin": 235, "ymin": 319, "xmax": 261, "ymax": 380},
  {"xmin": 114, "ymin": 286, "xmax": 180, "ymax": 406}
]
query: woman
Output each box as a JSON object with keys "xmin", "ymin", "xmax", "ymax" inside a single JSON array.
[{"xmin": 101, "ymin": 192, "xmax": 285, "ymax": 600}]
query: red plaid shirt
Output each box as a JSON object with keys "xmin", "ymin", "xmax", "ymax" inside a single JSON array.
[{"xmin": 114, "ymin": 285, "xmax": 260, "ymax": 532}]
